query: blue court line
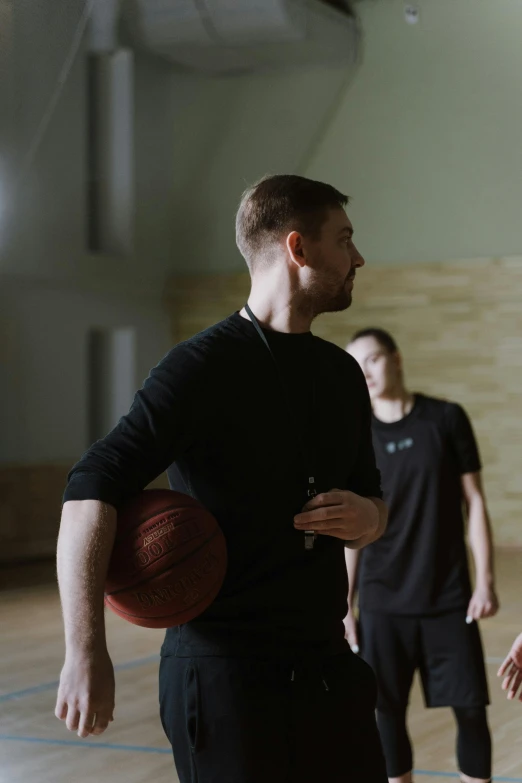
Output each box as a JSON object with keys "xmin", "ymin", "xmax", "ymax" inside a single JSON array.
[
  {"xmin": 0, "ymin": 654, "xmax": 159, "ymax": 703},
  {"xmin": 0, "ymin": 734, "xmax": 170, "ymax": 754},
  {"xmin": 415, "ymin": 773, "xmax": 522, "ymax": 782},
  {"xmin": 0, "ymin": 737, "xmax": 520, "ymax": 781},
  {"xmin": 0, "ymin": 654, "xmax": 505, "ymax": 704}
]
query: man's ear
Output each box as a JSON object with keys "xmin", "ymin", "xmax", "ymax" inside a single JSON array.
[{"xmin": 286, "ymin": 231, "xmax": 307, "ymax": 269}]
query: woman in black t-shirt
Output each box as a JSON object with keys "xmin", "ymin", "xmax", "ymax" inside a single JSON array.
[{"xmin": 347, "ymin": 328, "xmax": 498, "ymax": 783}]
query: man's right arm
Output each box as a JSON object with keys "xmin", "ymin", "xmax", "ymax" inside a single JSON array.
[
  {"xmin": 55, "ymin": 500, "xmax": 117, "ymax": 737},
  {"xmin": 55, "ymin": 345, "xmax": 206, "ymax": 738}
]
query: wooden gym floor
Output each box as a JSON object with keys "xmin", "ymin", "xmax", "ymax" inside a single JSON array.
[{"xmin": 1, "ymin": 551, "xmax": 521, "ymax": 783}]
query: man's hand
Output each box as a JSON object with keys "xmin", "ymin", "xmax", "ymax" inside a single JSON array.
[
  {"xmin": 498, "ymin": 633, "xmax": 522, "ymax": 702},
  {"xmin": 55, "ymin": 648, "xmax": 115, "ymax": 738},
  {"xmin": 466, "ymin": 585, "xmax": 499, "ymax": 622},
  {"xmin": 344, "ymin": 608, "xmax": 360, "ymax": 654},
  {"xmin": 294, "ymin": 489, "xmax": 380, "ymax": 543}
]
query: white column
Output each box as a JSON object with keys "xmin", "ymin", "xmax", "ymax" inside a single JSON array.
[
  {"xmin": 88, "ymin": 49, "xmax": 135, "ymax": 256},
  {"xmin": 88, "ymin": 327, "xmax": 136, "ymax": 443}
]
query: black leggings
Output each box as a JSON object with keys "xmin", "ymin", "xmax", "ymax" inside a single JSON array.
[{"xmin": 377, "ymin": 706, "xmax": 492, "ymax": 779}]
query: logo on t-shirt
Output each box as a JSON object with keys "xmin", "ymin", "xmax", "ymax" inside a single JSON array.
[{"xmin": 386, "ymin": 437, "xmax": 414, "ymax": 454}]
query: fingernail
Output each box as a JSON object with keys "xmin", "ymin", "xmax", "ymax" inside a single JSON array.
[
  {"xmin": 466, "ymin": 616, "xmax": 473, "ymax": 624},
  {"xmin": 351, "ymin": 644, "xmax": 360, "ymax": 654}
]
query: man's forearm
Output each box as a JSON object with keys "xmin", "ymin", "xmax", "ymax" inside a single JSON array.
[
  {"xmin": 57, "ymin": 500, "xmax": 117, "ymax": 654},
  {"xmin": 345, "ymin": 497, "xmax": 387, "ymax": 551}
]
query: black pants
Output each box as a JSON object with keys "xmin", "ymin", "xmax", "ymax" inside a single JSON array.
[{"xmin": 159, "ymin": 652, "xmax": 387, "ymax": 783}]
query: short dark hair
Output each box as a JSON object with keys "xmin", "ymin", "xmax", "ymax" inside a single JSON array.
[
  {"xmin": 236, "ymin": 174, "xmax": 349, "ymax": 268},
  {"xmin": 351, "ymin": 328, "xmax": 399, "ymax": 354}
]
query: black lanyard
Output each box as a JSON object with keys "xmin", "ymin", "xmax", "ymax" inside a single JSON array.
[{"xmin": 244, "ymin": 304, "xmax": 318, "ymax": 550}]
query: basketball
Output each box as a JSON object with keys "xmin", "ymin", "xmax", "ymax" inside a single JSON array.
[{"xmin": 104, "ymin": 489, "xmax": 227, "ymax": 629}]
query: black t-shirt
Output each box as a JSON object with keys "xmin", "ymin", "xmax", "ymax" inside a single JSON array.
[
  {"xmin": 64, "ymin": 313, "xmax": 381, "ymax": 658},
  {"xmin": 358, "ymin": 394, "xmax": 481, "ymax": 615}
]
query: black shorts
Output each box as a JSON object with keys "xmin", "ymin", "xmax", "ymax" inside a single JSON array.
[
  {"xmin": 159, "ymin": 652, "xmax": 387, "ymax": 783},
  {"xmin": 359, "ymin": 609, "xmax": 490, "ymax": 711}
]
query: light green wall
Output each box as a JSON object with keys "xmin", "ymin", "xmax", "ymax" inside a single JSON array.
[
  {"xmin": 171, "ymin": 64, "xmax": 353, "ymax": 273},
  {"xmin": 305, "ymin": 0, "xmax": 522, "ymax": 265},
  {"xmin": 0, "ymin": 0, "xmax": 221, "ymax": 282},
  {"xmin": 175, "ymin": 0, "xmax": 522, "ymax": 272},
  {"xmin": 5, "ymin": 0, "xmax": 522, "ymax": 278}
]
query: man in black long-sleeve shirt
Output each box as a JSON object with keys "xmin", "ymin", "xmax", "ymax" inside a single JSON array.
[{"xmin": 55, "ymin": 174, "xmax": 388, "ymax": 783}]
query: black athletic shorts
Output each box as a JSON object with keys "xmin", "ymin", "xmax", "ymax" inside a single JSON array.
[
  {"xmin": 159, "ymin": 652, "xmax": 387, "ymax": 783},
  {"xmin": 359, "ymin": 609, "xmax": 490, "ymax": 712}
]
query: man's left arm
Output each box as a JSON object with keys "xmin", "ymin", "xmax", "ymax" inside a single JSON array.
[
  {"xmin": 294, "ymin": 360, "xmax": 387, "ymax": 548},
  {"xmin": 462, "ymin": 470, "xmax": 499, "ymax": 620},
  {"xmin": 343, "ymin": 494, "xmax": 387, "ymax": 550},
  {"xmin": 294, "ymin": 491, "xmax": 387, "ymax": 549}
]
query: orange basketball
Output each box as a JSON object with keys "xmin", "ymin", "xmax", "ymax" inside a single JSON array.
[{"xmin": 104, "ymin": 489, "xmax": 227, "ymax": 629}]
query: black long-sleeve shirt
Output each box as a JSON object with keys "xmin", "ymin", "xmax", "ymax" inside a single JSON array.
[{"xmin": 65, "ymin": 312, "xmax": 381, "ymax": 658}]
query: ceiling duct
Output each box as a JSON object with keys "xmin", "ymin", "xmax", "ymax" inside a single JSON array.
[{"xmin": 120, "ymin": 0, "xmax": 361, "ymax": 73}]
